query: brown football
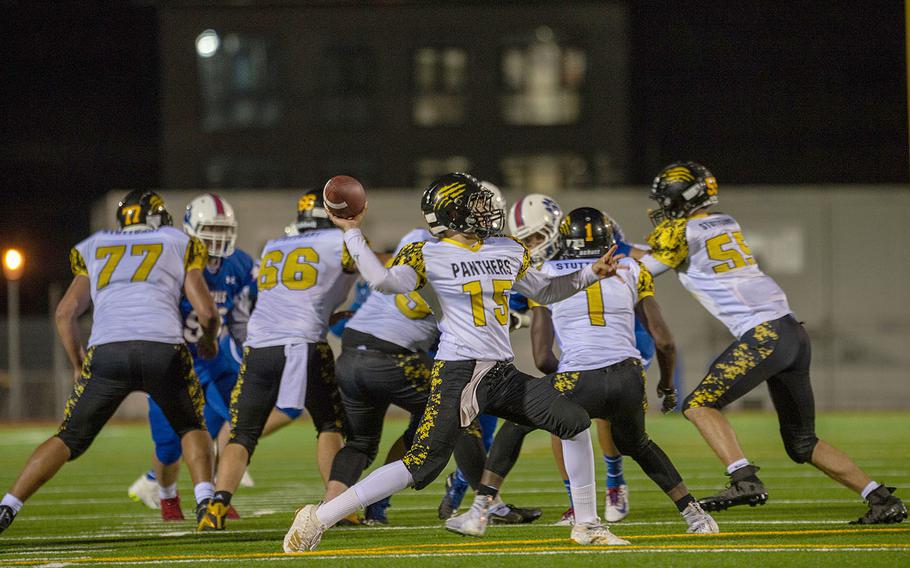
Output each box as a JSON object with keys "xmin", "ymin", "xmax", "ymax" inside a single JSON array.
[{"xmin": 323, "ymin": 175, "xmax": 366, "ymax": 219}]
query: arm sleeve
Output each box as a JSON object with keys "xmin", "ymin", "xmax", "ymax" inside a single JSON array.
[
  {"xmin": 70, "ymin": 247, "xmax": 88, "ymax": 277},
  {"xmin": 184, "ymin": 236, "xmax": 208, "ymax": 272},
  {"xmin": 635, "ymin": 261, "xmax": 656, "ymax": 302},
  {"xmin": 513, "ymin": 264, "xmax": 600, "ymax": 305},
  {"xmin": 343, "ymin": 229, "xmax": 422, "ymax": 294},
  {"xmin": 644, "ymin": 219, "xmax": 688, "ymax": 271},
  {"xmin": 640, "ymin": 254, "xmax": 673, "ymax": 277}
]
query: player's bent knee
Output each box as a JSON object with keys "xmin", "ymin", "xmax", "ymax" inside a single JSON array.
[
  {"xmin": 155, "ymin": 437, "xmax": 183, "ymax": 465},
  {"xmin": 552, "ymin": 402, "xmax": 591, "ymax": 440},
  {"xmin": 782, "ymin": 430, "xmax": 818, "ymax": 464},
  {"xmin": 56, "ymin": 434, "xmax": 90, "ymax": 461},
  {"xmin": 227, "ymin": 434, "xmax": 258, "ymax": 460},
  {"xmin": 329, "ymin": 447, "xmax": 372, "ymax": 487}
]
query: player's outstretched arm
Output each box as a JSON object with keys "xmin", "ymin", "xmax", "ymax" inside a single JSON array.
[
  {"xmin": 636, "ymin": 296, "xmax": 678, "ymax": 413},
  {"xmin": 515, "ymin": 245, "xmax": 626, "ymax": 305},
  {"xmin": 54, "ymin": 275, "xmax": 92, "ymax": 380},
  {"xmin": 185, "ymin": 268, "xmax": 220, "ymax": 359},
  {"xmin": 530, "ymin": 306, "xmax": 559, "ymax": 374},
  {"xmin": 327, "ymin": 204, "xmax": 421, "ymax": 294}
]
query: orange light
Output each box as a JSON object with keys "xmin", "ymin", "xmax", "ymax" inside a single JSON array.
[{"xmin": 3, "ymin": 249, "xmax": 24, "ymax": 281}]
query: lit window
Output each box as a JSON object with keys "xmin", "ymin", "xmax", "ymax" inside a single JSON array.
[
  {"xmin": 413, "ymin": 47, "xmax": 468, "ymax": 126},
  {"xmin": 415, "ymin": 156, "xmax": 473, "ymax": 188},
  {"xmin": 205, "ymin": 155, "xmax": 288, "ymax": 188},
  {"xmin": 501, "ymin": 153, "xmax": 589, "ymax": 192},
  {"xmin": 501, "ymin": 26, "xmax": 586, "ymax": 125}
]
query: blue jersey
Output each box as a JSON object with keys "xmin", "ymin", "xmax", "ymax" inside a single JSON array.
[{"xmin": 180, "ymin": 249, "xmax": 258, "ymax": 361}]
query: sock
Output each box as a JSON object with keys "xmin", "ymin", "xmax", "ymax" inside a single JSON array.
[
  {"xmin": 452, "ymin": 468, "xmax": 470, "ymax": 492},
  {"xmin": 476, "ymin": 483, "xmax": 498, "ymax": 497},
  {"xmin": 674, "ymin": 493, "xmax": 696, "ymax": 512},
  {"xmin": 145, "ymin": 469, "xmax": 157, "ymax": 482},
  {"xmin": 159, "ymin": 483, "xmax": 178, "ymax": 500},
  {"xmin": 1, "ymin": 493, "xmax": 23, "ymax": 514},
  {"xmin": 726, "ymin": 459, "xmax": 750, "ymax": 475},
  {"xmin": 605, "ymin": 454, "xmax": 625, "ymax": 488},
  {"xmin": 193, "ymin": 481, "xmax": 214, "ymax": 505},
  {"xmin": 318, "ymin": 460, "xmax": 413, "ymax": 528},
  {"xmin": 861, "ymin": 481, "xmax": 881, "ymax": 500},
  {"xmin": 213, "ymin": 490, "xmax": 232, "ymax": 506},
  {"xmin": 562, "ymin": 429, "xmax": 597, "ymax": 524},
  {"xmin": 562, "ymin": 479, "xmax": 573, "ymax": 507}
]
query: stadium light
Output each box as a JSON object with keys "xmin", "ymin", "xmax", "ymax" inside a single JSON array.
[{"xmin": 3, "ymin": 248, "xmax": 24, "ymax": 281}]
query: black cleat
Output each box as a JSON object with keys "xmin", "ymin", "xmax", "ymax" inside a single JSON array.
[
  {"xmin": 197, "ymin": 498, "xmax": 229, "ymax": 531},
  {"xmin": 490, "ymin": 504, "xmax": 542, "ymax": 524},
  {"xmin": 0, "ymin": 505, "xmax": 16, "ymax": 535},
  {"xmin": 851, "ymin": 486, "xmax": 908, "ymax": 525},
  {"xmin": 698, "ymin": 464, "xmax": 769, "ymax": 512}
]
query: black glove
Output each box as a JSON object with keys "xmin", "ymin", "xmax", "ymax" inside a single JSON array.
[{"xmin": 657, "ymin": 384, "xmax": 677, "ymax": 414}]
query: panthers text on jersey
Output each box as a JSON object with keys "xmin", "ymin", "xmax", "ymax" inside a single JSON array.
[
  {"xmin": 70, "ymin": 226, "xmax": 207, "ymax": 347},
  {"xmin": 345, "ymin": 228, "xmax": 440, "ymax": 352},
  {"xmin": 642, "ymin": 212, "xmax": 792, "ymax": 338},
  {"xmin": 245, "ymin": 228, "xmax": 356, "ymax": 348},
  {"xmin": 179, "ymin": 248, "xmax": 257, "ymax": 361},
  {"xmin": 533, "ymin": 257, "xmax": 654, "ymax": 372}
]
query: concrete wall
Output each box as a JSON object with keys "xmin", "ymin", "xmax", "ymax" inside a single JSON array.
[{"xmin": 72, "ymin": 185, "xmax": 910, "ymax": 417}]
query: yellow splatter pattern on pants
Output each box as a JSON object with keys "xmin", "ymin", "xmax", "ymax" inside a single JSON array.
[
  {"xmin": 229, "ymin": 347, "xmax": 250, "ymax": 437},
  {"xmin": 403, "ymin": 360, "xmax": 443, "ymax": 469},
  {"xmin": 552, "ymin": 372, "xmax": 581, "ymax": 394},
  {"xmin": 687, "ymin": 322, "xmax": 779, "ymax": 408},
  {"xmin": 395, "ymin": 352, "xmax": 431, "ymax": 394},
  {"xmin": 57, "ymin": 346, "xmax": 96, "ymax": 434},
  {"xmin": 177, "ymin": 344, "xmax": 207, "ymax": 430},
  {"xmin": 314, "ymin": 342, "xmax": 346, "ymax": 432}
]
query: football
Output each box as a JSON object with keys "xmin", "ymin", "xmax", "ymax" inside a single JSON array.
[{"xmin": 323, "ymin": 175, "xmax": 366, "ymax": 219}]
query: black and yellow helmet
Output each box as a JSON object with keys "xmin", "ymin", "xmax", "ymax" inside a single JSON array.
[
  {"xmin": 557, "ymin": 207, "xmax": 615, "ymax": 260},
  {"xmin": 287, "ymin": 189, "xmax": 333, "ymax": 234},
  {"xmin": 648, "ymin": 161, "xmax": 718, "ymax": 225},
  {"xmin": 421, "ymin": 172, "xmax": 503, "ymax": 238},
  {"xmin": 116, "ymin": 190, "xmax": 172, "ymax": 230}
]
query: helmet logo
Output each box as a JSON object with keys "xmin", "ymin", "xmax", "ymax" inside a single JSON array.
[
  {"xmin": 298, "ymin": 194, "xmax": 317, "ymax": 212},
  {"xmin": 663, "ymin": 166, "xmax": 696, "ymax": 182},
  {"xmin": 149, "ymin": 195, "xmax": 165, "ymax": 212},
  {"xmin": 121, "ymin": 205, "xmax": 141, "ymax": 225},
  {"xmin": 436, "ymin": 182, "xmax": 466, "ymax": 206},
  {"xmin": 542, "ymin": 198, "xmax": 561, "ymax": 216},
  {"xmin": 705, "ymin": 176, "xmax": 718, "ymax": 196}
]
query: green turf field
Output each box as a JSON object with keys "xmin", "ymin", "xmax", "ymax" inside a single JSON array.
[{"xmin": 0, "ymin": 412, "xmax": 907, "ymax": 566}]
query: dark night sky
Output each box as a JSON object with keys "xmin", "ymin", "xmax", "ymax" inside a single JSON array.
[{"xmin": 1, "ymin": 1, "xmax": 907, "ymax": 314}]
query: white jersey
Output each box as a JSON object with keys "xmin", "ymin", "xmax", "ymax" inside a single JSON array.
[
  {"xmin": 643, "ymin": 212, "xmax": 792, "ymax": 338},
  {"xmin": 534, "ymin": 257, "xmax": 654, "ymax": 372},
  {"xmin": 346, "ymin": 229, "xmax": 439, "ymax": 352},
  {"xmin": 70, "ymin": 226, "xmax": 206, "ymax": 347},
  {"xmin": 246, "ymin": 228, "xmax": 356, "ymax": 348}
]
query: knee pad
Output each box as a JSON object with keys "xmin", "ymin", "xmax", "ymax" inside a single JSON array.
[
  {"xmin": 56, "ymin": 433, "xmax": 91, "ymax": 461},
  {"xmin": 227, "ymin": 433, "xmax": 259, "ymax": 461},
  {"xmin": 277, "ymin": 406, "xmax": 303, "ymax": 420},
  {"xmin": 782, "ymin": 429, "xmax": 818, "ymax": 464},
  {"xmin": 553, "ymin": 400, "xmax": 591, "ymax": 439},
  {"xmin": 329, "ymin": 446, "xmax": 372, "ymax": 487},
  {"xmin": 154, "ymin": 437, "xmax": 183, "ymax": 465}
]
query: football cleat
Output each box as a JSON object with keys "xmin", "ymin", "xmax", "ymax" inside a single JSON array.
[
  {"xmin": 698, "ymin": 465, "xmax": 768, "ymax": 512},
  {"xmin": 0, "ymin": 505, "xmax": 16, "ymax": 535},
  {"xmin": 336, "ymin": 512, "xmax": 363, "ymax": 526},
  {"xmin": 128, "ymin": 473, "xmax": 160, "ymax": 510},
  {"xmin": 283, "ymin": 504, "xmax": 327, "ymax": 552},
  {"xmin": 554, "ymin": 507, "xmax": 575, "ymax": 526},
  {"xmin": 445, "ymin": 495, "xmax": 491, "ymax": 537},
  {"xmin": 488, "ymin": 496, "xmax": 542, "ymax": 524},
  {"xmin": 438, "ymin": 472, "xmax": 468, "ymax": 519},
  {"xmin": 605, "ymin": 485, "xmax": 629, "ymax": 522},
  {"xmin": 682, "ymin": 501, "xmax": 719, "ymax": 534},
  {"xmin": 196, "ymin": 499, "xmax": 228, "ymax": 531},
  {"xmin": 160, "ymin": 496, "xmax": 185, "ymax": 521},
  {"xmin": 851, "ymin": 486, "xmax": 908, "ymax": 525},
  {"xmin": 239, "ymin": 469, "xmax": 255, "ymax": 488},
  {"xmin": 570, "ymin": 520, "xmax": 630, "ymax": 545},
  {"xmin": 226, "ymin": 504, "xmax": 241, "ymax": 520},
  {"xmin": 364, "ymin": 497, "xmax": 390, "ymax": 526}
]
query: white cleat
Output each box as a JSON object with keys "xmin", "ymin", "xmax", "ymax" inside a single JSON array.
[
  {"xmin": 444, "ymin": 496, "xmax": 491, "ymax": 537},
  {"xmin": 682, "ymin": 501, "xmax": 719, "ymax": 534},
  {"xmin": 283, "ymin": 504, "xmax": 327, "ymax": 552},
  {"xmin": 240, "ymin": 469, "xmax": 255, "ymax": 488},
  {"xmin": 128, "ymin": 473, "xmax": 160, "ymax": 510},
  {"xmin": 605, "ymin": 485, "xmax": 629, "ymax": 522},
  {"xmin": 571, "ymin": 520, "xmax": 630, "ymax": 545}
]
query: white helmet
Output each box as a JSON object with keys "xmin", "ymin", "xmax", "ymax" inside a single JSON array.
[
  {"xmin": 507, "ymin": 193, "xmax": 564, "ymax": 264},
  {"xmin": 481, "ymin": 181, "xmax": 507, "ymax": 233},
  {"xmin": 183, "ymin": 193, "xmax": 238, "ymax": 258}
]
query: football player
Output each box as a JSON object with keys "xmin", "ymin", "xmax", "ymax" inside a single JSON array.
[
  {"xmin": 127, "ymin": 193, "xmax": 257, "ymax": 521},
  {"xmin": 638, "ymin": 161, "xmax": 907, "ymax": 524},
  {"xmin": 447, "ymin": 207, "xmax": 717, "ymax": 537},
  {"xmin": 283, "ymin": 172, "xmax": 629, "ymax": 552},
  {"xmin": 196, "ymin": 190, "xmax": 354, "ymax": 531},
  {"xmin": 0, "ymin": 191, "xmax": 219, "ymax": 535}
]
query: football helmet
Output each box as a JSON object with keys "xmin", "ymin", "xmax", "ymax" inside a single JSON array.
[
  {"xmin": 286, "ymin": 189, "xmax": 334, "ymax": 235},
  {"xmin": 421, "ymin": 172, "xmax": 503, "ymax": 239},
  {"xmin": 648, "ymin": 161, "xmax": 718, "ymax": 225},
  {"xmin": 183, "ymin": 193, "xmax": 237, "ymax": 258},
  {"xmin": 557, "ymin": 207, "xmax": 615, "ymax": 260},
  {"xmin": 507, "ymin": 193, "xmax": 563, "ymax": 264},
  {"xmin": 481, "ymin": 181, "xmax": 507, "ymax": 233},
  {"xmin": 117, "ymin": 189, "xmax": 172, "ymax": 231}
]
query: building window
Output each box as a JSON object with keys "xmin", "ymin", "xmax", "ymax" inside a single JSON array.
[
  {"xmin": 413, "ymin": 47, "xmax": 468, "ymax": 126},
  {"xmin": 501, "ymin": 26, "xmax": 586, "ymax": 126},
  {"xmin": 196, "ymin": 30, "xmax": 284, "ymax": 132},
  {"xmin": 415, "ymin": 156, "xmax": 473, "ymax": 188},
  {"xmin": 316, "ymin": 46, "xmax": 376, "ymax": 127},
  {"xmin": 205, "ymin": 155, "xmax": 288, "ymax": 188},
  {"xmin": 501, "ymin": 153, "xmax": 589, "ymax": 192}
]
